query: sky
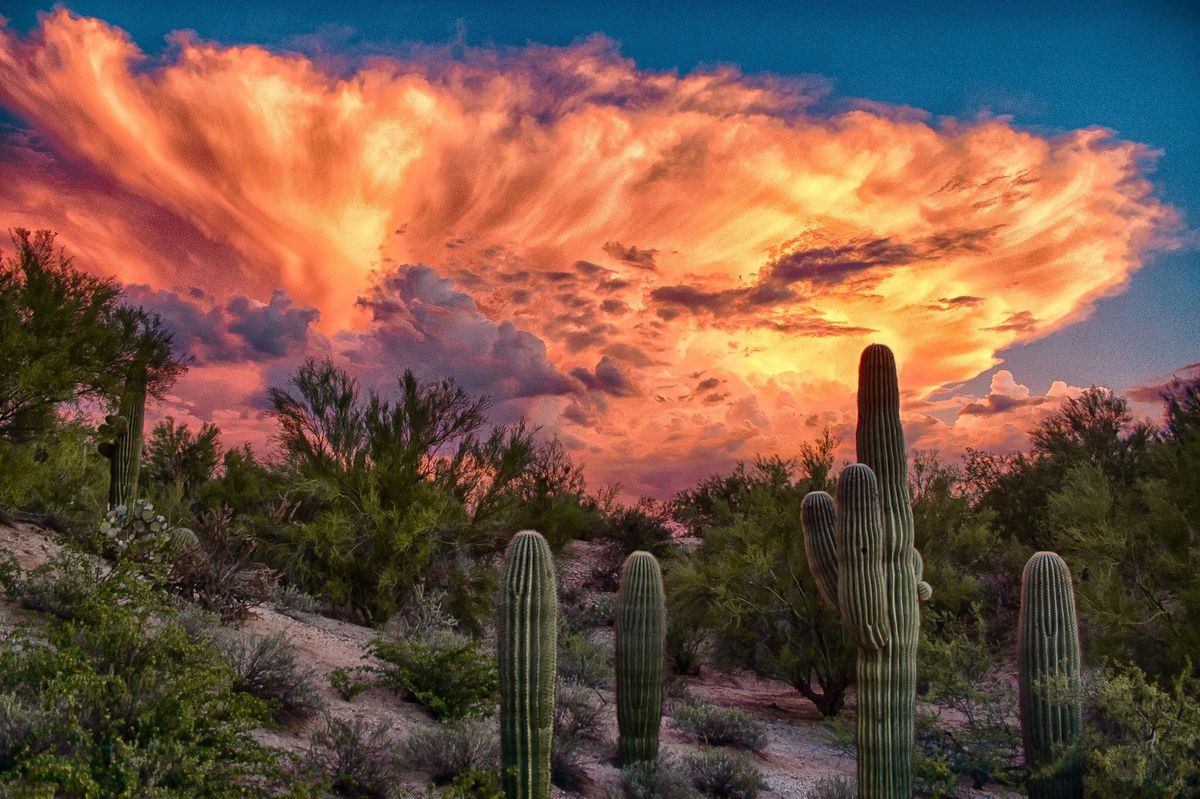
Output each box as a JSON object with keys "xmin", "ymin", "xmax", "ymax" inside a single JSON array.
[{"xmin": 1, "ymin": 1, "xmax": 1197, "ymax": 497}]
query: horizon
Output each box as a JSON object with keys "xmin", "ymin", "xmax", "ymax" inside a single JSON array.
[{"xmin": 1, "ymin": 1, "xmax": 1197, "ymax": 498}]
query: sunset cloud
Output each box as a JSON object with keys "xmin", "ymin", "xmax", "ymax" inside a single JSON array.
[{"xmin": 0, "ymin": 10, "xmax": 1180, "ymax": 496}]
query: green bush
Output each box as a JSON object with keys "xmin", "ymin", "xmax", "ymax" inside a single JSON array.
[
  {"xmin": 552, "ymin": 680, "xmax": 605, "ymax": 789},
  {"xmin": 330, "ymin": 667, "xmax": 372, "ymax": 701},
  {"xmin": 668, "ymin": 700, "xmax": 767, "ymax": 751},
  {"xmin": 436, "ymin": 767, "xmax": 505, "ymax": 799},
  {"xmin": 557, "ymin": 629, "xmax": 613, "ymax": 688},
  {"xmin": 1082, "ymin": 662, "xmax": 1200, "ymax": 798},
  {"xmin": 370, "ymin": 633, "xmax": 498, "ymax": 720},
  {"xmin": 684, "ymin": 749, "xmax": 767, "ymax": 799},
  {"xmin": 306, "ymin": 715, "xmax": 398, "ymax": 799},
  {"xmin": 0, "ymin": 556, "xmax": 293, "ymax": 797},
  {"xmin": 621, "ymin": 755, "xmax": 702, "ymax": 799},
  {"xmin": 915, "ymin": 607, "xmax": 1022, "ymax": 792},
  {"xmin": 806, "ymin": 777, "xmax": 855, "ymax": 799},
  {"xmin": 0, "ymin": 550, "xmax": 109, "ymax": 620},
  {"xmin": 221, "ymin": 631, "xmax": 321, "ymax": 723},
  {"xmin": 0, "ymin": 417, "xmax": 107, "ymax": 529},
  {"xmin": 403, "ymin": 719, "xmax": 499, "ymax": 784}
]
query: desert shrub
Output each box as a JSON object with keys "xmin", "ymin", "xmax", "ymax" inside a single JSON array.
[
  {"xmin": 0, "ymin": 550, "xmax": 108, "ymax": 619},
  {"xmin": 600, "ymin": 497, "xmax": 676, "ymax": 558},
  {"xmin": 669, "ymin": 700, "xmax": 767, "ymax": 751},
  {"xmin": 621, "ymin": 755, "xmax": 702, "ymax": 799},
  {"xmin": 552, "ymin": 680, "xmax": 605, "ymax": 789},
  {"xmin": 388, "ymin": 582, "xmax": 460, "ymax": 640},
  {"xmin": 562, "ymin": 593, "xmax": 615, "ymax": 632},
  {"xmin": 557, "ymin": 629, "xmax": 613, "ymax": 688},
  {"xmin": 221, "ymin": 631, "xmax": 321, "ymax": 723},
  {"xmin": 806, "ymin": 776, "xmax": 855, "ymax": 799},
  {"xmin": 330, "ymin": 667, "xmax": 372, "ymax": 701},
  {"xmin": 143, "ymin": 416, "xmax": 221, "ymax": 503},
  {"xmin": 436, "ymin": 768, "xmax": 505, "ymax": 799},
  {"xmin": 669, "ymin": 453, "xmax": 855, "ymax": 718},
  {"xmin": 403, "ymin": 718, "xmax": 499, "ymax": 784},
  {"xmin": 0, "ymin": 560, "xmax": 288, "ymax": 797},
  {"xmin": 1082, "ymin": 662, "xmax": 1200, "ymax": 798},
  {"xmin": 685, "ymin": 749, "xmax": 767, "ymax": 799},
  {"xmin": 307, "ymin": 715, "xmax": 398, "ymax": 799},
  {"xmin": 915, "ymin": 607, "xmax": 1022, "ymax": 792},
  {"xmin": 370, "ymin": 632, "xmax": 498, "ymax": 720},
  {"xmin": 167, "ymin": 506, "xmax": 278, "ymax": 620},
  {"xmin": 273, "ymin": 582, "xmax": 322, "ymax": 615},
  {"xmin": 0, "ymin": 418, "xmax": 107, "ymax": 529}
]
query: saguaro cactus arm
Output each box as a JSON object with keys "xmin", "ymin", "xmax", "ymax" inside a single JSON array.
[
  {"xmin": 615, "ymin": 551, "xmax": 666, "ymax": 764},
  {"xmin": 835, "ymin": 464, "xmax": 890, "ymax": 653},
  {"xmin": 498, "ymin": 530, "xmax": 558, "ymax": 799},
  {"xmin": 801, "ymin": 490, "xmax": 840, "ymax": 611},
  {"xmin": 914, "ymin": 549, "xmax": 933, "ymax": 602}
]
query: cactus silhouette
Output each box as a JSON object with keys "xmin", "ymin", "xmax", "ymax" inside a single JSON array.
[
  {"xmin": 800, "ymin": 343, "xmax": 929, "ymax": 798},
  {"xmin": 98, "ymin": 365, "xmax": 146, "ymax": 510},
  {"xmin": 615, "ymin": 551, "xmax": 666, "ymax": 764},
  {"xmin": 498, "ymin": 531, "xmax": 558, "ymax": 799},
  {"xmin": 1018, "ymin": 552, "xmax": 1083, "ymax": 799}
]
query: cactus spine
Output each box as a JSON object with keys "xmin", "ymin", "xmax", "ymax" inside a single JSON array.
[
  {"xmin": 615, "ymin": 551, "xmax": 666, "ymax": 764},
  {"xmin": 800, "ymin": 343, "xmax": 927, "ymax": 798},
  {"xmin": 99, "ymin": 365, "xmax": 146, "ymax": 510},
  {"xmin": 1018, "ymin": 552, "xmax": 1083, "ymax": 799},
  {"xmin": 498, "ymin": 531, "xmax": 558, "ymax": 799}
]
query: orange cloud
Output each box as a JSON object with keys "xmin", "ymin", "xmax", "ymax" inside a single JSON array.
[{"xmin": 0, "ymin": 10, "xmax": 1180, "ymax": 496}]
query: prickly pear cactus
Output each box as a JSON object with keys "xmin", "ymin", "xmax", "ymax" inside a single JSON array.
[
  {"xmin": 800, "ymin": 343, "xmax": 929, "ymax": 798},
  {"xmin": 615, "ymin": 551, "xmax": 666, "ymax": 764},
  {"xmin": 498, "ymin": 531, "xmax": 557, "ymax": 799},
  {"xmin": 1018, "ymin": 552, "xmax": 1083, "ymax": 799}
]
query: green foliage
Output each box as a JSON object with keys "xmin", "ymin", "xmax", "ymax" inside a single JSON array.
[
  {"xmin": 371, "ymin": 632, "xmax": 498, "ymax": 720},
  {"xmin": 0, "ymin": 550, "xmax": 109, "ymax": 620},
  {"xmin": 143, "ymin": 416, "xmax": 221, "ymax": 503},
  {"xmin": 600, "ymin": 497, "xmax": 676, "ymax": 558},
  {"xmin": 806, "ymin": 777, "xmax": 855, "ymax": 799},
  {"xmin": 684, "ymin": 749, "xmax": 767, "ymax": 799},
  {"xmin": 267, "ymin": 359, "xmax": 566, "ymax": 627},
  {"xmin": 306, "ymin": 715, "xmax": 398, "ymax": 799},
  {"xmin": 668, "ymin": 700, "xmax": 768, "ymax": 751},
  {"xmin": 403, "ymin": 719, "xmax": 499, "ymax": 784},
  {"xmin": 551, "ymin": 680, "xmax": 604, "ymax": 789},
  {"xmin": 435, "ymin": 768, "xmax": 506, "ymax": 799},
  {"xmin": 329, "ymin": 667, "xmax": 371, "ymax": 701},
  {"xmin": 0, "ymin": 554, "xmax": 291, "ymax": 797},
  {"xmin": 1082, "ymin": 662, "xmax": 1200, "ymax": 798},
  {"xmin": 916, "ymin": 607, "xmax": 1022, "ymax": 793},
  {"xmin": 669, "ymin": 454, "xmax": 854, "ymax": 717},
  {"xmin": 557, "ymin": 629, "xmax": 613, "ymax": 688},
  {"xmin": 220, "ymin": 631, "xmax": 321, "ymax": 724},
  {"xmin": 0, "ymin": 416, "xmax": 107, "ymax": 528},
  {"xmin": 620, "ymin": 755, "xmax": 702, "ymax": 799}
]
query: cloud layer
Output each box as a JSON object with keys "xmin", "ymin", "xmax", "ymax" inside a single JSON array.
[{"xmin": 0, "ymin": 11, "xmax": 1179, "ymax": 495}]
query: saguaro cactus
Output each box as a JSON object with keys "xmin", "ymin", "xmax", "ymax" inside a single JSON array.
[
  {"xmin": 98, "ymin": 366, "xmax": 146, "ymax": 510},
  {"xmin": 1018, "ymin": 552, "xmax": 1083, "ymax": 799},
  {"xmin": 615, "ymin": 551, "xmax": 666, "ymax": 764},
  {"xmin": 800, "ymin": 343, "xmax": 927, "ymax": 799},
  {"xmin": 498, "ymin": 531, "xmax": 558, "ymax": 799}
]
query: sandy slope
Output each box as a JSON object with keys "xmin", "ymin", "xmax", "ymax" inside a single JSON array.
[{"xmin": 0, "ymin": 523, "xmax": 1019, "ymax": 798}]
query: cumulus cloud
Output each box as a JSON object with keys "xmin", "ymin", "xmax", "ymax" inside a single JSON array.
[{"xmin": 0, "ymin": 10, "xmax": 1181, "ymax": 496}]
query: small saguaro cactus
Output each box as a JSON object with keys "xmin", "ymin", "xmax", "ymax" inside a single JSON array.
[
  {"xmin": 1018, "ymin": 552, "xmax": 1083, "ymax": 799},
  {"xmin": 800, "ymin": 343, "xmax": 930, "ymax": 799},
  {"xmin": 615, "ymin": 550, "xmax": 666, "ymax": 764},
  {"xmin": 498, "ymin": 531, "xmax": 558, "ymax": 799},
  {"xmin": 98, "ymin": 366, "xmax": 147, "ymax": 510}
]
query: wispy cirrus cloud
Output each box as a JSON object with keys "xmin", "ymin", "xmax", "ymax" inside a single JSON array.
[{"xmin": 0, "ymin": 10, "xmax": 1180, "ymax": 495}]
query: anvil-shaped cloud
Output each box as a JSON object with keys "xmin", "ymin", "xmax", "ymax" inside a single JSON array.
[{"xmin": 0, "ymin": 10, "xmax": 1179, "ymax": 496}]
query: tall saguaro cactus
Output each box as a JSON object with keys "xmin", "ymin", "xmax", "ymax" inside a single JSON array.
[
  {"xmin": 98, "ymin": 365, "xmax": 146, "ymax": 510},
  {"xmin": 801, "ymin": 343, "xmax": 928, "ymax": 799},
  {"xmin": 1018, "ymin": 552, "xmax": 1083, "ymax": 799},
  {"xmin": 615, "ymin": 551, "xmax": 666, "ymax": 764},
  {"xmin": 498, "ymin": 531, "xmax": 558, "ymax": 799}
]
